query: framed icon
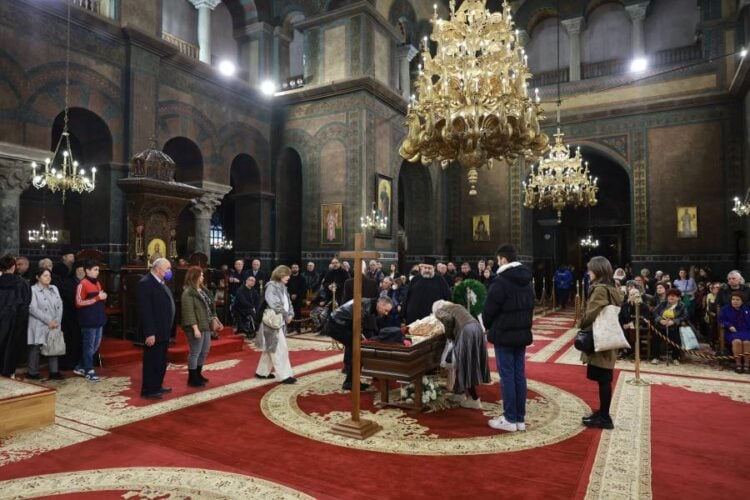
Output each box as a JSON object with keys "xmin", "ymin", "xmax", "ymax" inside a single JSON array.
[
  {"xmin": 321, "ymin": 202, "xmax": 343, "ymax": 245},
  {"xmin": 676, "ymin": 206, "xmax": 697, "ymax": 238},
  {"xmin": 375, "ymin": 173, "xmax": 392, "ymax": 238}
]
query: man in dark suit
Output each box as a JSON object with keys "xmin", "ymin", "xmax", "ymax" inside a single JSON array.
[
  {"xmin": 249, "ymin": 259, "xmax": 270, "ymax": 289},
  {"xmin": 137, "ymin": 258, "xmax": 175, "ymax": 400}
]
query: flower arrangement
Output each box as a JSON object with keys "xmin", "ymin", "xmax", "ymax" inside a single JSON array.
[{"xmin": 400, "ymin": 376, "xmax": 440, "ymax": 404}]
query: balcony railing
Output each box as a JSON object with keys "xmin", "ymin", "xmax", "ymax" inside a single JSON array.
[
  {"xmin": 528, "ymin": 43, "xmax": 703, "ymax": 88},
  {"xmin": 71, "ymin": 0, "xmax": 116, "ymax": 20},
  {"xmin": 162, "ymin": 31, "xmax": 199, "ymax": 60}
]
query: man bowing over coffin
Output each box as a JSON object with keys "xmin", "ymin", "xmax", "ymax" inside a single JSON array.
[{"xmin": 403, "ymin": 256, "xmax": 452, "ymax": 324}]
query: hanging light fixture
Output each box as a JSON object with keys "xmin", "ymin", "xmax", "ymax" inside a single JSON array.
[
  {"xmin": 211, "ymin": 237, "xmax": 233, "ymax": 250},
  {"xmin": 30, "ymin": 1, "xmax": 96, "ymax": 203},
  {"xmin": 399, "ymin": 0, "xmax": 549, "ymax": 196},
  {"xmin": 580, "ymin": 208, "xmax": 599, "ymax": 248},
  {"xmin": 523, "ymin": 2, "xmax": 598, "ymax": 222},
  {"xmin": 360, "ymin": 202, "xmax": 388, "ymax": 232},
  {"xmin": 28, "ymin": 217, "xmax": 59, "ymax": 249},
  {"xmin": 733, "ymin": 190, "xmax": 750, "ymax": 216}
]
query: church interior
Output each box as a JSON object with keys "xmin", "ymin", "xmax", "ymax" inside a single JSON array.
[{"xmin": 1, "ymin": 0, "xmax": 749, "ymax": 498}]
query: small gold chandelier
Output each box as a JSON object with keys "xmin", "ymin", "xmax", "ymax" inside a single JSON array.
[
  {"xmin": 399, "ymin": 0, "xmax": 548, "ymax": 195},
  {"xmin": 28, "ymin": 217, "xmax": 59, "ymax": 249},
  {"xmin": 360, "ymin": 203, "xmax": 387, "ymax": 231},
  {"xmin": 30, "ymin": 0, "xmax": 96, "ymax": 203},
  {"xmin": 733, "ymin": 190, "xmax": 750, "ymax": 216},
  {"xmin": 580, "ymin": 233, "xmax": 599, "ymax": 248}
]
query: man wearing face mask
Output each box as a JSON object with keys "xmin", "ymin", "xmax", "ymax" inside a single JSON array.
[{"xmin": 137, "ymin": 258, "xmax": 176, "ymax": 399}]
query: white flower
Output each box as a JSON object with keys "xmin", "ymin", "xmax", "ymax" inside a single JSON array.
[
  {"xmin": 406, "ymin": 397, "xmax": 414, "ymax": 404},
  {"xmin": 431, "ymin": 390, "xmax": 437, "ymax": 399},
  {"xmin": 422, "ymin": 376, "xmax": 429, "ymax": 384}
]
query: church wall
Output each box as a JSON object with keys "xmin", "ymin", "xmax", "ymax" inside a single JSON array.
[
  {"xmin": 162, "ymin": 0, "xmax": 198, "ymax": 45},
  {"xmin": 644, "ymin": 0, "xmax": 701, "ymax": 53},
  {"xmin": 120, "ymin": 0, "xmax": 161, "ymax": 37},
  {"xmin": 581, "ymin": 3, "xmax": 632, "ymax": 64},
  {"xmin": 527, "ymin": 17, "xmax": 570, "ymax": 74},
  {"xmin": 646, "ymin": 122, "xmax": 726, "ymax": 255}
]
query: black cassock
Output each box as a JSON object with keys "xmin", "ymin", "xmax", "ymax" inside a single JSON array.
[
  {"xmin": 403, "ymin": 276, "xmax": 451, "ymax": 324},
  {"xmin": 0, "ymin": 273, "xmax": 31, "ymax": 377}
]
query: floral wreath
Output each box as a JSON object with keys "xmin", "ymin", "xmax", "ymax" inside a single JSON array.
[{"xmin": 452, "ymin": 278, "xmax": 486, "ymax": 318}]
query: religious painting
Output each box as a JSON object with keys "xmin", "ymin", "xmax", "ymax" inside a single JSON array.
[
  {"xmin": 472, "ymin": 214, "xmax": 491, "ymax": 242},
  {"xmin": 676, "ymin": 206, "xmax": 698, "ymax": 238},
  {"xmin": 375, "ymin": 173, "xmax": 392, "ymax": 238},
  {"xmin": 147, "ymin": 238, "xmax": 167, "ymax": 264},
  {"xmin": 321, "ymin": 203, "xmax": 343, "ymax": 245}
]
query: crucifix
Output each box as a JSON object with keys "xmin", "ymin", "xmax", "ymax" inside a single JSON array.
[{"xmin": 330, "ymin": 232, "xmax": 383, "ymax": 439}]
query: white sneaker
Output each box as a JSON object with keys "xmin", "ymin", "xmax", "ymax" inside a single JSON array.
[
  {"xmin": 650, "ymin": 358, "xmax": 659, "ymax": 365},
  {"xmin": 488, "ymin": 416, "xmax": 517, "ymax": 432},
  {"xmin": 460, "ymin": 397, "xmax": 482, "ymax": 409},
  {"xmin": 516, "ymin": 422, "xmax": 526, "ymax": 431}
]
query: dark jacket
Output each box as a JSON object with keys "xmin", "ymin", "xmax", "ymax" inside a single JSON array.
[
  {"xmin": 482, "ymin": 263, "xmax": 535, "ymax": 348},
  {"xmin": 181, "ymin": 286, "xmax": 216, "ymax": 333},
  {"xmin": 75, "ymin": 277, "xmax": 107, "ymax": 328},
  {"xmin": 248, "ymin": 268, "xmax": 270, "ymax": 288},
  {"xmin": 0, "ymin": 273, "xmax": 31, "ymax": 376},
  {"xmin": 716, "ymin": 284, "xmax": 750, "ymax": 309},
  {"xmin": 233, "ymin": 285, "xmax": 261, "ymax": 318},
  {"xmin": 342, "ymin": 275, "xmax": 379, "ymax": 304},
  {"xmin": 322, "ymin": 268, "xmax": 350, "ymax": 305},
  {"xmin": 328, "ymin": 298, "xmax": 380, "ymax": 338},
  {"xmin": 303, "ymin": 270, "xmax": 321, "ymax": 293},
  {"xmin": 137, "ymin": 273, "xmax": 176, "ymax": 342},
  {"xmin": 653, "ymin": 300, "xmax": 688, "ymax": 329},
  {"xmin": 287, "ymin": 273, "xmax": 307, "ymax": 305}
]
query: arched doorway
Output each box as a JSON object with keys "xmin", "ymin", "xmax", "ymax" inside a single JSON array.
[
  {"xmin": 20, "ymin": 107, "xmax": 113, "ymax": 257},
  {"xmin": 164, "ymin": 137, "xmax": 203, "ymax": 256},
  {"xmin": 224, "ymin": 153, "xmax": 261, "ymax": 260},
  {"xmin": 276, "ymin": 148, "xmax": 303, "ymax": 263},
  {"xmin": 398, "ymin": 161, "xmax": 433, "ymax": 266},
  {"xmin": 532, "ymin": 148, "xmax": 631, "ymax": 277}
]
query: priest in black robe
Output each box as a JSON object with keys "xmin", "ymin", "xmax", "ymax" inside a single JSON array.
[
  {"xmin": 403, "ymin": 257, "xmax": 452, "ymax": 324},
  {"xmin": 321, "ymin": 258, "xmax": 349, "ymax": 306},
  {"xmin": 287, "ymin": 263, "xmax": 307, "ymax": 334}
]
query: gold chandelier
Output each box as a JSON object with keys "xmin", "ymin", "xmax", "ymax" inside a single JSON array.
[
  {"xmin": 30, "ymin": 0, "xmax": 96, "ymax": 203},
  {"xmin": 522, "ymin": 5, "xmax": 597, "ymax": 222},
  {"xmin": 399, "ymin": 0, "xmax": 548, "ymax": 195}
]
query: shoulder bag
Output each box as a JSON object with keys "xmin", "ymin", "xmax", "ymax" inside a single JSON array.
[
  {"xmin": 679, "ymin": 324, "xmax": 699, "ymax": 350},
  {"xmin": 41, "ymin": 329, "xmax": 66, "ymax": 357},
  {"xmin": 592, "ymin": 288, "xmax": 630, "ymax": 352},
  {"xmin": 262, "ymin": 308, "xmax": 284, "ymax": 330},
  {"xmin": 574, "ymin": 329, "xmax": 595, "ymax": 353}
]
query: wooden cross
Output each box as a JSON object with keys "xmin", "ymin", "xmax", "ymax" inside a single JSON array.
[{"xmin": 330, "ymin": 232, "xmax": 383, "ymax": 439}]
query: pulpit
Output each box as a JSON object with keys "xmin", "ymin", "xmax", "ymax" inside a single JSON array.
[{"xmin": 116, "ymin": 142, "xmax": 205, "ymax": 338}]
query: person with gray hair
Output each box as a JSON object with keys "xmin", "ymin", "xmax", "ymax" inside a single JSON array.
[
  {"xmin": 137, "ymin": 257, "xmax": 175, "ymax": 399},
  {"xmin": 38, "ymin": 258, "xmax": 53, "ymax": 272},
  {"xmin": 716, "ymin": 270, "xmax": 750, "ymax": 309},
  {"xmin": 255, "ymin": 265, "xmax": 296, "ymax": 384}
]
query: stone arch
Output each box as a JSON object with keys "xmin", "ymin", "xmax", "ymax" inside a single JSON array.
[
  {"xmin": 50, "ymin": 107, "xmax": 113, "ymax": 165},
  {"xmin": 282, "ymin": 11, "xmax": 306, "ymax": 78},
  {"xmin": 0, "ymin": 48, "xmax": 28, "ymax": 110},
  {"xmin": 222, "ymin": 0, "xmax": 264, "ymax": 26},
  {"xmin": 583, "ymin": 0, "xmax": 625, "ymax": 20},
  {"xmin": 22, "ymin": 62, "xmax": 123, "ymax": 159},
  {"xmin": 282, "ymin": 128, "xmax": 316, "ymax": 248},
  {"xmin": 217, "ymin": 121, "xmax": 270, "ymax": 188},
  {"xmin": 224, "ymin": 153, "xmax": 262, "ymax": 254},
  {"xmin": 582, "ymin": 1, "xmax": 631, "ymax": 64},
  {"xmin": 163, "ymin": 136, "xmax": 204, "ymax": 184},
  {"xmin": 388, "ymin": 0, "xmax": 417, "ymax": 44},
  {"xmin": 157, "ymin": 100, "xmax": 219, "ymax": 175},
  {"xmin": 398, "ymin": 161, "xmax": 433, "ymax": 256}
]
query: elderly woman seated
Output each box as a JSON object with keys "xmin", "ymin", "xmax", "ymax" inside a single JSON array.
[
  {"xmin": 718, "ymin": 291, "xmax": 750, "ymax": 373},
  {"xmin": 652, "ymin": 288, "xmax": 688, "ymax": 366}
]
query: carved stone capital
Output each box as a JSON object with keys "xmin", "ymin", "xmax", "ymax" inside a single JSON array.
[
  {"xmin": 561, "ymin": 17, "xmax": 584, "ymax": 36},
  {"xmin": 625, "ymin": 2, "xmax": 649, "ymax": 22},
  {"xmin": 188, "ymin": 0, "xmax": 221, "ymax": 10},
  {"xmin": 396, "ymin": 44, "xmax": 419, "ymax": 62},
  {"xmin": 190, "ymin": 192, "xmax": 224, "ymax": 218},
  {"xmin": 0, "ymin": 163, "xmax": 31, "ymax": 192}
]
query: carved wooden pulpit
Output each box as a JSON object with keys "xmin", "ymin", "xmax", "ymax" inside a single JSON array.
[{"xmin": 330, "ymin": 233, "xmax": 383, "ymax": 440}]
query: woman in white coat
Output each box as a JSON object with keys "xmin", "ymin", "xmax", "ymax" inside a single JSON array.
[
  {"xmin": 27, "ymin": 268, "xmax": 64, "ymax": 380},
  {"xmin": 254, "ymin": 265, "xmax": 296, "ymax": 384}
]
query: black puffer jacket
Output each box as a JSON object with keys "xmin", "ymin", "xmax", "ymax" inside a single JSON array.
[{"xmin": 482, "ymin": 263, "xmax": 535, "ymax": 348}]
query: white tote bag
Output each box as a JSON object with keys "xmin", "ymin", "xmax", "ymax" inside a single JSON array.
[{"xmin": 592, "ymin": 304, "xmax": 630, "ymax": 352}]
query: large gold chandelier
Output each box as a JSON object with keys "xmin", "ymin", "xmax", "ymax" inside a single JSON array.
[
  {"xmin": 399, "ymin": 0, "xmax": 548, "ymax": 195},
  {"xmin": 522, "ymin": 124, "xmax": 598, "ymax": 222}
]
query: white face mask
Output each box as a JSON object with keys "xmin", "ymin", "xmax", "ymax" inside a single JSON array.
[{"xmin": 391, "ymin": 284, "xmax": 397, "ymax": 290}]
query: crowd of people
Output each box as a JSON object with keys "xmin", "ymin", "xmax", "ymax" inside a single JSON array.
[{"xmin": 3, "ymin": 246, "xmax": 748, "ymax": 435}]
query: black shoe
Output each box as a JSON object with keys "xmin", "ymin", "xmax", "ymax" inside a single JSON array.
[
  {"xmin": 26, "ymin": 373, "xmax": 41, "ymax": 380},
  {"xmin": 280, "ymin": 377, "xmax": 297, "ymax": 384},
  {"xmin": 49, "ymin": 372, "xmax": 65, "ymax": 380},
  {"xmin": 141, "ymin": 392, "xmax": 163, "ymax": 400},
  {"xmin": 255, "ymin": 373, "xmax": 275, "ymax": 379},
  {"xmin": 735, "ymin": 366, "xmax": 744, "ymax": 374},
  {"xmin": 159, "ymin": 387, "xmax": 173, "ymax": 393},
  {"xmin": 582, "ymin": 410, "xmax": 600, "ymax": 423},
  {"xmin": 583, "ymin": 415, "xmax": 614, "ymax": 429},
  {"xmin": 187, "ymin": 369, "xmax": 205, "ymax": 387},
  {"xmin": 197, "ymin": 366, "xmax": 209, "ymax": 383}
]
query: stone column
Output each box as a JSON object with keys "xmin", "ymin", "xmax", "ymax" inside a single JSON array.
[
  {"xmin": 562, "ymin": 17, "xmax": 584, "ymax": 81},
  {"xmin": 273, "ymin": 27, "xmax": 292, "ymax": 85},
  {"xmin": 395, "ymin": 44, "xmax": 419, "ymax": 100},
  {"xmin": 626, "ymin": 2, "xmax": 650, "ymax": 58},
  {"xmin": 189, "ymin": 0, "xmax": 221, "ymax": 64},
  {"xmin": 237, "ymin": 22, "xmax": 275, "ymax": 86},
  {"xmin": 0, "ymin": 143, "xmax": 44, "ymax": 256},
  {"xmin": 190, "ymin": 192, "xmax": 223, "ymax": 256}
]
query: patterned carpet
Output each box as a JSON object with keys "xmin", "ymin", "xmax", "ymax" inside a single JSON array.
[{"xmin": 1, "ymin": 310, "xmax": 748, "ymax": 499}]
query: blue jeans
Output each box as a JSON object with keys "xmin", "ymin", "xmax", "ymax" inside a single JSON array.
[
  {"xmin": 495, "ymin": 345, "xmax": 527, "ymax": 423},
  {"xmin": 79, "ymin": 327, "xmax": 103, "ymax": 372}
]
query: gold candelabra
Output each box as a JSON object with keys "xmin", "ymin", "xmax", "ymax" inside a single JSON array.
[
  {"xmin": 399, "ymin": 0, "xmax": 548, "ymax": 196},
  {"xmin": 28, "ymin": 217, "xmax": 59, "ymax": 249},
  {"xmin": 733, "ymin": 189, "xmax": 750, "ymax": 216}
]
